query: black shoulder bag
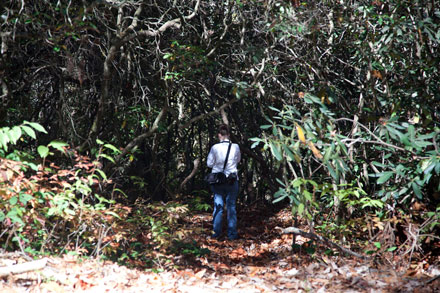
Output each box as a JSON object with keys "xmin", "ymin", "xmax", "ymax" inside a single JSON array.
[{"xmin": 205, "ymin": 142, "xmax": 232, "ymax": 185}]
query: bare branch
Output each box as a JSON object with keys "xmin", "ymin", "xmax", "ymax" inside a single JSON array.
[
  {"xmin": 177, "ymin": 98, "xmax": 239, "ymax": 130},
  {"xmin": 334, "ymin": 118, "xmax": 410, "ymax": 154},
  {"xmin": 0, "ymin": 258, "xmax": 48, "ymax": 278},
  {"xmin": 115, "ymin": 106, "xmax": 168, "ymax": 163},
  {"xmin": 179, "ymin": 158, "xmax": 200, "ymax": 190},
  {"xmin": 276, "ymin": 226, "xmax": 368, "ymax": 259}
]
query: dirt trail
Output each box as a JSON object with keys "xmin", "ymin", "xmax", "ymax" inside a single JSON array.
[{"xmin": 1, "ymin": 206, "xmax": 438, "ymax": 292}]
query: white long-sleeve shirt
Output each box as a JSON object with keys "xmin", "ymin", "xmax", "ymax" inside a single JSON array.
[{"xmin": 207, "ymin": 140, "xmax": 241, "ymax": 177}]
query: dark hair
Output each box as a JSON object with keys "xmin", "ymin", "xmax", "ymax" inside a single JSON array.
[{"xmin": 218, "ymin": 124, "xmax": 230, "ymax": 136}]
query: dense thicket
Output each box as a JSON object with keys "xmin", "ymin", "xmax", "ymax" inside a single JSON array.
[{"xmin": 1, "ymin": 0, "xmax": 440, "ymax": 255}]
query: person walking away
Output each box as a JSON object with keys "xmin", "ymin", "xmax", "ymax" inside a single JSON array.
[{"xmin": 207, "ymin": 124, "xmax": 241, "ymax": 240}]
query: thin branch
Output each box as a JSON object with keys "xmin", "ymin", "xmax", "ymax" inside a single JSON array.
[
  {"xmin": 276, "ymin": 226, "xmax": 368, "ymax": 259},
  {"xmin": 0, "ymin": 258, "xmax": 48, "ymax": 278},
  {"xmin": 114, "ymin": 106, "xmax": 168, "ymax": 163},
  {"xmin": 179, "ymin": 158, "xmax": 200, "ymax": 190},
  {"xmin": 425, "ymin": 274, "xmax": 440, "ymax": 285},
  {"xmin": 0, "ymin": 78, "xmax": 9, "ymax": 100},
  {"xmin": 177, "ymin": 98, "xmax": 239, "ymax": 130},
  {"xmin": 127, "ymin": 0, "xmax": 200, "ymax": 41},
  {"xmin": 84, "ymin": 0, "xmax": 200, "ymax": 148},
  {"xmin": 342, "ymin": 138, "xmax": 417, "ymax": 155},
  {"xmin": 334, "ymin": 118, "xmax": 411, "ymax": 154}
]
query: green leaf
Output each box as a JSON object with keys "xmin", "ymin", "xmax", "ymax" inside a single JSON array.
[
  {"xmin": 304, "ymin": 94, "xmax": 321, "ymax": 104},
  {"xmin": 105, "ymin": 211, "xmax": 121, "ymax": 219},
  {"xmin": 272, "ymin": 194, "xmax": 287, "ymax": 203},
  {"xmin": 423, "ymin": 161, "xmax": 437, "ymax": 175},
  {"xmin": 0, "ymin": 131, "xmax": 10, "ymax": 151},
  {"xmin": 411, "ymin": 182, "xmax": 423, "ymax": 199},
  {"xmin": 274, "ymin": 178, "xmax": 285, "ymax": 188},
  {"xmin": 6, "ymin": 208, "xmax": 24, "ymax": 225},
  {"xmin": 399, "ymin": 134, "xmax": 411, "ymax": 146},
  {"xmin": 371, "ymin": 161, "xmax": 387, "ymax": 168},
  {"xmin": 303, "ymin": 190, "xmax": 312, "ymax": 201},
  {"xmin": 269, "ymin": 141, "xmax": 282, "ymax": 161},
  {"xmin": 250, "ymin": 140, "xmax": 260, "ymax": 149},
  {"xmin": 386, "ymin": 125, "xmax": 405, "ymax": 141},
  {"xmin": 414, "ymin": 141, "xmax": 432, "ymax": 148},
  {"xmin": 282, "ymin": 144, "xmax": 296, "ymax": 161},
  {"xmin": 37, "ymin": 145, "xmax": 50, "ymax": 158},
  {"xmin": 334, "ymin": 136, "xmax": 348, "ymax": 156},
  {"xmin": 95, "ymin": 169, "xmax": 107, "ymax": 181},
  {"xmin": 326, "ymin": 163, "xmax": 339, "ymax": 181},
  {"xmin": 21, "ymin": 125, "xmax": 36, "ymax": 139},
  {"xmin": 387, "ymin": 122, "xmax": 406, "ymax": 130},
  {"xmin": 24, "ymin": 121, "xmax": 47, "ymax": 134},
  {"xmin": 24, "ymin": 162, "xmax": 39, "ymax": 171},
  {"xmin": 11, "ymin": 126, "xmax": 22, "ymax": 143},
  {"xmin": 104, "ymin": 143, "xmax": 121, "ymax": 154},
  {"xmin": 163, "ymin": 53, "xmax": 173, "ymax": 59},
  {"xmin": 278, "ymin": 124, "xmax": 293, "ymax": 130},
  {"xmin": 98, "ymin": 153, "xmax": 115, "ymax": 163},
  {"xmin": 435, "ymin": 162, "xmax": 440, "ymax": 175},
  {"xmin": 64, "ymin": 208, "xmax": 76, "ymax": 215},
  {"xmin": 374, "ymin": 242, "xmax": 381, "ymax": 249},
  {"xmin": 387, "ymin": 246, "xmax": 397, "ymax": 252},
  {"xmin": 322, "ymin": 143, "xmax": 334, "ymax": 163},
  {"xmin": 9, "ymin": 196, "xmax": 18, "ymax": 205},
  {"xmin": 48, "ymin": 140, "xmax": 68, "ymax": 153},
  {"xmin": 408, "ymin": 125, "xmax": 415, "ymax": 141},
  {"xmin": 292, "ymin": 178, "xmax": 302, "ymax": 188},
  {"xmin": 377, "ymin": 172, "xmax": 394, "ymax": 185},
  {"xmin": 268, "ymin": 106, "xmax": 280, "ymax": 112},
  {"xmin": 260, "ymin": 125, "xmax": 272, "ymax": 129},
  {"xmin": 297, "ymin": 203, "xmax": 305, "ymax": 215},
  {"xmin": 19, "ymin": 193, "xmax": 33, "ymax": 205},
  {"xmin": 417, "ymin": 133, "xmax": 436, "ymax": 140},
  {"xmin": 272, "ymin": 126, "xmax": 279, "ymax": 137}
]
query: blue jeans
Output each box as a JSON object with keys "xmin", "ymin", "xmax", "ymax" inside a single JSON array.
[{"xmin": 211, "ymin": 181, "xmax": 239, "ymax": 239}]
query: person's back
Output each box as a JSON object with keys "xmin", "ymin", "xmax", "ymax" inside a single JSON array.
[
  {"xmin": 206, "ymin": 124, "xmax": 240, "ymax": 240},
  {"xmin": 207, "ymin": 141, "xmax": 240, "ymax": 177}
]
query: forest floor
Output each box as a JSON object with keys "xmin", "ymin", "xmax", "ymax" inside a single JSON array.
[{"xmin": 1, "ymin": 204, "xmax": 440, "ymax": 292}]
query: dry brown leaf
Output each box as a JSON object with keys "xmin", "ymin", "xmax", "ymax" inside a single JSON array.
[
  {"xmin": 247, "ymin": 266, "xmax": 262, "ymax": 277},
  {"xmin": 40, "ymin": 281, "xmax": 66, "ymax": 293},
  {"xmin": 195, "ymin": 268, "xmax": 206, "ymax": 279},
  {"xmin": 308, "ymin": 141, "xmax": 323, "ymax": 159}
]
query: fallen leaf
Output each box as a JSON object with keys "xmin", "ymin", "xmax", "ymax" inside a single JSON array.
[{"xmin": 195, "ymin": 268, "xmax": 206, "ymax": 279}]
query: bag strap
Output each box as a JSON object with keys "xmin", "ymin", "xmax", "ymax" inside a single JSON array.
[{"xmin": 223, "ymin": 141, "xmax": 232, "ymax": 172}]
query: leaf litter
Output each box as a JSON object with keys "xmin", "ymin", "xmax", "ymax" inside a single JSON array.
[{"xmin": 1, "ymin": 204, "xmax": 439, "ymax": 292}]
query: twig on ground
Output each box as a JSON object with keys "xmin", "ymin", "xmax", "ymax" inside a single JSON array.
[
  {"xmin": 425, "ymin": 274, "xmax": 440, "ymax": 285},
  {"xmin": 0, "ymin": 258, "xmax": 48, "ymax": 278},
  {"xmin": 276, "ymin": 226, "xmax": 368, "ymax": 259}
]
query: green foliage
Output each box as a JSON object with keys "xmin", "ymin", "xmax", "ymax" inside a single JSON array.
[
  {"xmin": 2, "ymin": 0, "xmax": 440, "ymax": 264},
  {"xmin": 273, "ymin": 178, "xmax": 318, "ymax": 220},
  {"xmin": 0, "ymin": 121, "xmax": 47, "ymax": 153},
  {"xmin": 163, "ymin": 40, "xmax": 210, "ymax": 82},
  {"xmin": 321, "ymin": 183, "xmax": 384, "ymax": 211},
  {"xmin": 104, "ymin": 201, "xmax": 197, "ymax": 268},
  {"xmin": 253, "ymin": 90, "xmax": 439, "ymax": 210},
  {"xmin": 0, "ymin": 130, "xmax": 123, "ymax": 256},
  {"xmin": 189, "ymin": 196, "xmax": 212, "ymax": 212},
  {"xmin": 369, "ymin": 122, "xmax": 440, "ymax": 202},
  {"xmin": 169, "ymin": 240, "xmax": 210, "ymax": 258}
]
